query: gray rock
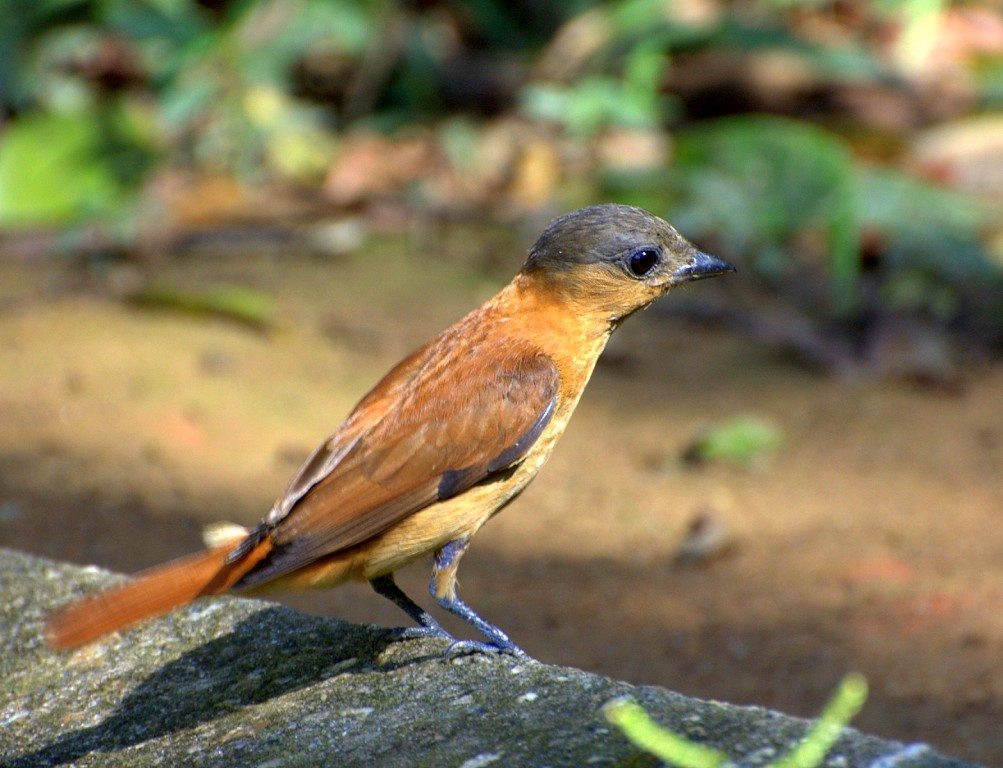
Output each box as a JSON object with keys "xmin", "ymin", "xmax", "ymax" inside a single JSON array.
[{"xmin": 0, "ymin": 548, "xmax": 978, "ymax": 768}]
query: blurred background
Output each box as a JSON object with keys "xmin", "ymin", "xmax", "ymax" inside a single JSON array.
[{"xmin": 1, "ymin": 0, "xmax": 1002, "ymax": 762}]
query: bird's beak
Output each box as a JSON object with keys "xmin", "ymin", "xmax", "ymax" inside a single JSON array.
[{"xmin": 671, "ymin": 251, "xmax": 737, "ymax": 285}]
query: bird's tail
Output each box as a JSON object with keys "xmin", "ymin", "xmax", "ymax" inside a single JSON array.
[{"xmin": 46, "ymin": 536, "xmax": 273, "ymax": 650}]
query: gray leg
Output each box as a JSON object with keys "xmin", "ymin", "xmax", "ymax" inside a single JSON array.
[
  {"xmin": 370, "ymin": 574, "xmax": 453, "ymax": 641},
  {"xmin": 430, "ymin": 539, "xmax": 527, "ymax": 658}
]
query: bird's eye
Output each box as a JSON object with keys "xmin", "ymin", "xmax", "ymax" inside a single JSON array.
[{"xmin": 627, "ymin": 248, "xmax": 660, "ymax": 277}]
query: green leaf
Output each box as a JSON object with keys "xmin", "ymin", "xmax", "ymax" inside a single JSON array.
[
  {"xmin": 0, "ymin": 111, "xmax": 127, "ymax": 226},
  {"xmin": 674, "ymin": 116, "xmax": 860, "ymax": 315},
  {"xmin": 688, "ymin": 415, "xmax": 783, "ymax": 467},
  {"xmin": 130, "ymin": 282, "xmax": 276, "ymax": 329},
  {"xmin": 859, "ymin": 167, "xmax": 989, "ymax": 280},
  {"xmin": 771, "ymin": 673, "xmax": 868, "ymax": 768},
  {"xmin": 603, "ymin": 699, "xmax": 726, "ymax": 768},
  {"xmin": 605, "ymin": 674, "xmax": 869, "ymax": 768}
]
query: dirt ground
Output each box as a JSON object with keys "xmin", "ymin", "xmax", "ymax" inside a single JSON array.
[{"xmin": 2, "ymin": 227, "xmax": 1002, "ymax": 765}]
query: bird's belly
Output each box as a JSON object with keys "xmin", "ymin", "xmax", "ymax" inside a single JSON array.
[
  {"xmin": 269, "ymin": 347, "xmax": 598, "ymax": 590},
  {"xmin": 360, "ymin": 397, "xmax": 582, "ymax": 577},
  {"xmin": 250, "ymin": 439, "xmax": 558, "ymax": 592},
  {"xmin": 356, "ymin": 468, "xmax": 533, "ymax": 579}
]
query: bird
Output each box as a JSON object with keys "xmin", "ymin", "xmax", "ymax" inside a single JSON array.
[{"xmin": 46, "ymin": 203, "xmax": 735, "ymax": 656}]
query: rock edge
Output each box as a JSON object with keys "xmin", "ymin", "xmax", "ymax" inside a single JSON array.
[{"xmin": 0, "ymin": 548, "xmax": 979, "ymax": 768}]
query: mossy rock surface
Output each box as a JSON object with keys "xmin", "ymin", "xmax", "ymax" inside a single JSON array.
[{"xmin": 0, "ymin": 548, "xmax": 979, "ymax": 768}]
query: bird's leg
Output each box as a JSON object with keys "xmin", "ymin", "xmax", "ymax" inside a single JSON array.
[
  {"xmin": 431, "ymin": 538, "xmax": 528, "ymax": 658},
  {"xmin": 369, "ymin": 574, "xmax": 453, "ymax": 642}
]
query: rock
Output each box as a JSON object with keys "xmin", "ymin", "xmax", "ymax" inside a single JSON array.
[{"xmin": 0, "ymin": 548, "xmax": 978, "ymax": 768}]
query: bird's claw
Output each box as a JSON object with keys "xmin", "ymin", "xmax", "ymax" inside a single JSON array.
[
  {"xmin": 445, "ymin": 638, "xmax": 529, "ymax": 660},
  {"xmin": 388, "ymin": 626, "xmax": 528, "ymax": 661},
  {"xmin": 389, "ymin": 624, "xmax": 454, "ymax": 642}
]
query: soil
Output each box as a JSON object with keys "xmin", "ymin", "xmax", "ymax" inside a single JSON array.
[{"xmin": 2, "ymin": 228, "xmax": 1001, "ymax": 765}]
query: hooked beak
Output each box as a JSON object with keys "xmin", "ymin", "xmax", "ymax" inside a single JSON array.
[{"xmin": 671, "ymin": 251, "xmax": 737, "ymax": 285}]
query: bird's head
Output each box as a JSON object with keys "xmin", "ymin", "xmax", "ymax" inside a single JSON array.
[{"xmin": 521, "ymin": 204, "xmax": 735, "ymax": 327}]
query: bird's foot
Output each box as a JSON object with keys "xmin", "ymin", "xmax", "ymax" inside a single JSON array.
[
  {"xmin": 445, "ymin": 638, "xmax": 529, "ymax": 660},
  {"xmin": 372, "ymin": 575, "xmax": 456, "ymax": 645},
  {"xmin": 389, "ymin": 626, "xmax": 528, "ymax": 660},
  {"xmin": 389, "ymin": 624, "xmax": 454, "ymax": 642}
]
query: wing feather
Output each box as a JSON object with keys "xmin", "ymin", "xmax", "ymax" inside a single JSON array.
[{"xmin": 237, "ymin": 343, "xmax": 558, "ymax": 588}]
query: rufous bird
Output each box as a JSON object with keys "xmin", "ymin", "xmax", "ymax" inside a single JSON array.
[{"xmin": 47, "ymin": 204, "xmax": 735, "ymax": 656}]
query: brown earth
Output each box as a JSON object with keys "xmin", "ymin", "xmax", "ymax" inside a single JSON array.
[{"xmin": 2, "ymin": 228, "xmax": 1001, "ymax": 765}]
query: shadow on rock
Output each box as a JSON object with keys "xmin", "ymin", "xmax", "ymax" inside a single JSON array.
[{"xmin": 11, "ymin": 607, "xmax": 423, "ymax": 767}]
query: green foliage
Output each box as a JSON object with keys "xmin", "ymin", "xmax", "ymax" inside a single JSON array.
[
  {"xmin": 521, "ymin": 45, "xmax": 675, "ymax": 136},
  {"xmin": 131, "ymin": 281, "xmax": 275, "ymax": 330},
  {"xmin": 673, "ymin": 116, "xmax": 860, "ymax": 315},
  {"xmin": 521, "ymin": 0, "xmax": 705, "ymax": 135},
  {"xmin": 976, "ymin": 58, "xmax": 1003, "ymax": 108},
  {"xmin": 604, "ymin": 673, "xmax": 869, "ymax": 768},
  {"xmin": 686, "ymin": 415, "xmax": 783, "ymax": 468},
  {"xmin": 125, "ymin": 0, "xmax": 359, "ymax": 175},
  {"xmin": 0, "ymin": 0, "xmax": 999, "ymax": 342},
  {"xmin": 0, "ymin": 0, "xmax": 371, "ymax": 225},
  {"xmin": 608, "ymin": 114, "xmax": 993, "ymax": 324},
  {"xmin": 0, "ymin": 109, "xmax": 147, "ymax": 225},
  {"xmin": 860, "ymin": 167, "xmax": 997, "ymax": 320}
]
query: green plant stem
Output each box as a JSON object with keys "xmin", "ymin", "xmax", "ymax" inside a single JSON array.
[{"xmin": 603, "ymin": 698, "xmax": 725, "ymax": 768}]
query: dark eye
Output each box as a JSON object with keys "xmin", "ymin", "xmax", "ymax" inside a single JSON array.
[{"xmin": 627, "ymin": 248, "xmax": 660, "ymax": 277}]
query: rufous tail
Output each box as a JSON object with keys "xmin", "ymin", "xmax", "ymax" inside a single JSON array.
[{"xmin": 46, "ymin": 538, "xmax": 272, "ymax": 650}]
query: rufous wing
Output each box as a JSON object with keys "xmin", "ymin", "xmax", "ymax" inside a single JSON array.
[{"xmin": 236, "ymin": 348, "xmax": 559, "ymax": 588}]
